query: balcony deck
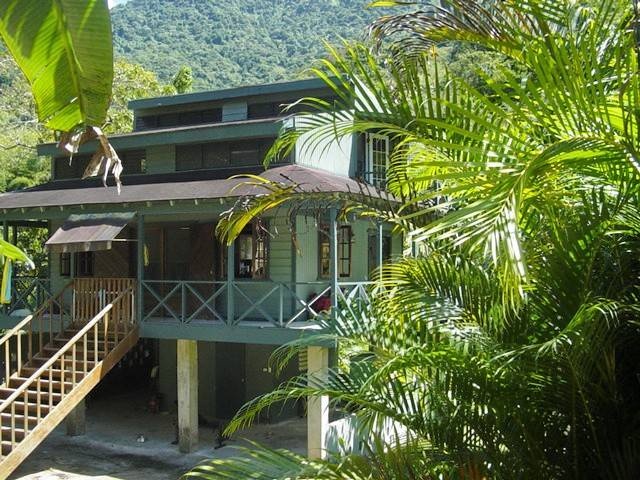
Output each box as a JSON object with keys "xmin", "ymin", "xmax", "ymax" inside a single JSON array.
[{"xmin": 1, "ymin": 277, "xmax": 376, "ymax": 345}]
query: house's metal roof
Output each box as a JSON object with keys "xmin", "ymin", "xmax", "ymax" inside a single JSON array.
[
  {"xmin": 128, "ymin": 78, "xmax": 331, "ymax": 112},
  {"xmin": 0, "ymin": 165, "xmax": 384, "ymax": 212},
  {"xmin": 45, "ymin": 212, "xmax": 135, "ymax": 253}
]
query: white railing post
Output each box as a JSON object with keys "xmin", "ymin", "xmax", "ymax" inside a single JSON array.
[{"xmin": 329, "ymin": 208, "xmax": 339, "ymax": 321}]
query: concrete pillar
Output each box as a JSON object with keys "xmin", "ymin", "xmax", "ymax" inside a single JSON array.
[
  {"xmin": 177, "ymin": 339, "xmax": 198, "ymax": 452},
  {"xmin": 307, "ymin": 345, "xmax": 329, "ymax": 459},
  {"xmin": 66, "ymin": 399, "xmax": 86, "ymax": 436}
]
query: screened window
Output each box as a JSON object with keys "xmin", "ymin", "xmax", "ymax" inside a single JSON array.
[
  {"xmin": 60, "ymin": 253, "xmax": 71, "ymax": 277},
  {"xmin": 135, "ymin": 109, "xmax": 223, "ymax": 131},
  {"xmin": 365, "ymin": 133, "xmax": 390, "ymax": 188},
  {"xmin": 368, "ymin": 232, "xmax": 392, "ymax": 273},
  {"xmin": 236, "ymin": 222, "xmax": 268, "ymax": 279},
  {"xmin": 54, "ymin": 150, "xmax": 145, "ymax": 180},
  {"xmin": 318, "ymin": 225, "xmax": 352, "ymax": 278},
  {"xmin": 75, "ymin": 252, "xmax": 94, "ymax": 277},
  {"xmin": 176, "ymin": 139, "xmax": 273, "ymax": 171}
]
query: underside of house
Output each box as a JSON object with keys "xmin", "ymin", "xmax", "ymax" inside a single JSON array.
[{"xmin": 0, "ymin": 78, "xmax": 399, "ymax": 476}]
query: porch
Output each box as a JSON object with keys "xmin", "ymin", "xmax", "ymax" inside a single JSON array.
[{"xmin": 2, "ymin": 276, "xmax": 375, "ymax": 330}]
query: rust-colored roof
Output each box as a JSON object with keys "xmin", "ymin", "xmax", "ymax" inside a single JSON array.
[
  {"xmin": 45, "ymin": 213, "xmax": 135, "ymax": 253},
  {"xmin": 0, "ymin": 165, "xmax": 385, "ymax": 211}
]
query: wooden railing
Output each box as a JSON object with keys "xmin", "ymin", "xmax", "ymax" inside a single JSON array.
[
  {"xmin": 0, "ymin": 286, "xmax": 135, "ymax": 461},
  {"xmin": 73, "ymin": 278, "xmax": 135, "ymax": 324},
  {"xmin": 0, "ymin": 281, "xmax": 73, "ymax": 386}
]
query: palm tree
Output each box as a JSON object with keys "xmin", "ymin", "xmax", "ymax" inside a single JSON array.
[{"xmin": 187, "ymin": 1, "xmax": 640, "ymax": 478}]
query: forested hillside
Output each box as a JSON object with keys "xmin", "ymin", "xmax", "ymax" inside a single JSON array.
[{"xmin": 111, "ymin": 0, "xmax": 382, "ymax": 89}]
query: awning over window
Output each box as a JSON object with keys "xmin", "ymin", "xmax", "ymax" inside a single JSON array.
[{"xmin": 45, "ymin": 212, "xmax": 136, "ymax": 253}]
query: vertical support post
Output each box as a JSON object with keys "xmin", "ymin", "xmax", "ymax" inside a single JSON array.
[
  {"xmin": 226, "ymin": 242, "xmax": 235, "ymax": 324},
  {"xmin": 377, "ymin": 221, "xmax": 384, "ymax": 282},
  {"xmin": 66, "ymin": 399, "xmax": 86, "ymax": 436},
  {"xmin": 11, "ymin": 225, "xmax": 17, "ymax": 246},
  {"xmin": 3, "ymin": 221, "xmax": 9, "ymax": 314},
  {"xmin": 307, "ymin": 345, "xmax": 329, "ymax": 459},
  {"xmin": 177, "ymin": 339, "xmax": 198, "ymax": 453},
  {"xmin": 329, "ymin": 208, "xmax": 338, "ymax": 318},
  {"xmin": 137, "ymin": 214, "xmax": 144, "ymax": 322}
]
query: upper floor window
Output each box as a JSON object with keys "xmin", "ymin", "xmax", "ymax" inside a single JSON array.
[
  {"xmin": 54, "ymin": 150, "xmax": 145, "ymax": 180},
  {"xmin": 176, "ymin": 138, "xmax": 276, "ymax": 171},
  {"xmin": 365, "ymin": 133, "xmax": 390, "ymax": 188},
  {"xmin": 318, "ymin": 225, "xmax": 352, "ymax": 278},
  {"xmin": 135, "ymin": 108, "xmax": 222, "ymax": 131}
]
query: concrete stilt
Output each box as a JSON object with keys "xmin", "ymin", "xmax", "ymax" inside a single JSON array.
[
  {"xmin": 177, "ymin": 339, "xmax": 198, "ymax": 453},
  {"xmin": 66, "ymin": 399, "xmax": 86, "ymax": 436},
  {"xmin": 307, "ymin": 345, "xmax": 329, "ymax": 459}
]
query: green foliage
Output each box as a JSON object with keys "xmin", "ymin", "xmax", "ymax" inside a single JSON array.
[
  {"xmin": 172, "ymin": 65, "xmax": 193, "ymax": 94},
  {"xmin": 104, "ymin": 60, "xmax": 176, "ymax": 134},
  {"xmin": 0, "ymin": 0, "xmax": 113, "ymax": 131},
  {"xmin": 189, "ymin": 0, "xmax": 640, "ymax": 478},
  {"xmin": 110, "ymin": 0, "xmax": 388, "ymax": 89}
]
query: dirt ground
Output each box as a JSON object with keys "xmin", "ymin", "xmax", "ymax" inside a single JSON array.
[{"xmin": 9, "ymin": 391, "xmax": 307, "ymax": 480}]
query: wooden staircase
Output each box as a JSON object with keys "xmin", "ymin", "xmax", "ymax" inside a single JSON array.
[{"xmin": 0, "ymin": 278, "xmax": 138, "ymax": 478}]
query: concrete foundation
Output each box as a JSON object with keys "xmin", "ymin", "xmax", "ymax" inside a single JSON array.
[{"xmin": 65, "ymin": 399, "xmax": 86, "ymax": 437}]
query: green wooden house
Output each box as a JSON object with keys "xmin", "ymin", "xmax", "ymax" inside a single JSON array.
[{"xmin": 0, "ymin": 78, "xmax": 399, "ymax": 472}]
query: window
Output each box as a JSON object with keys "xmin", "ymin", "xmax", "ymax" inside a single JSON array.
[
  {"xmin": 365, "ymin": 133, "xmax": 390, "ymax": 188},
  {"xmin": 60, "ymin": 253, "xmax": 71, "ymax": 277},
  {"xmin": 176, "ymin": 139, "xmax": 274, "ymax": 171},
  {"xmin": 54, "ymin": 150, "xmax": 145, "ymax": 180},
  {"xmin": 368, "ymin": 232, "xmax": 392, "ymax": 273},
  {"xmin": 75, "ymin": 252, "xmax": 94, "ymax": 277},
  {"xmin": 235, "ymin": 222, "xmax": 268, "ymax": 279},
  {"xmin": 318, "ymin": 225, "xmax": 352, "ymax": 278}
]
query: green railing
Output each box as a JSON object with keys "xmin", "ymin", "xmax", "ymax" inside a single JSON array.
[
  {"xmin": 8, "ymin": 278, "xmax": 379, "ymax": 328},
  {"xmin": 141, "ymin": 279, "xmax": 334, "ymax": 326},
  {"xmin": 4, "ymin": 277, "xmax": 52, "ymax": 316}
]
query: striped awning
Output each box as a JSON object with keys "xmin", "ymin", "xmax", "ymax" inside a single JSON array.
[{"xmin": 45, "ymin": 212, "xmax": 135, "ymax": 253}]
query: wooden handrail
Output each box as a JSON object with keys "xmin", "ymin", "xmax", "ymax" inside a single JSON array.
[
  {"xmin": 0, "ymin": 287, "xmax": 134, "ymax": 415},
  {"xmin": 0, "ymin": 280, "xmax": 72, "ymax": 349}
]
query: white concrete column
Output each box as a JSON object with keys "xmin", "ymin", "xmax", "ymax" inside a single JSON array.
[
  {"xmin": 177, "ymin": 339, "xmax": 198, "ymax": 452},
  {"xmin": 66, "ymin": 399, "xmax": 86, "ymax": 436},
  {"xmin": 307, "ymin": 345, "xmax": 329, "ymax": 459}
]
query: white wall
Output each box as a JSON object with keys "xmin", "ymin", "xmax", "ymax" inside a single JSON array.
[{"xmin": 293, "ymin": 114, "xmax": 355, "ymax": 177}]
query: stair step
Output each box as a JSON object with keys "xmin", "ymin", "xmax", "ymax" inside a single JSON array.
[
  {"xmin": 0, "ymin": 413, "xmax": 39, "ymax": 428},
  {"xmin": 0, "ymin": 388, "xmax": 63, "ymax": 403},
  {"xmin": 0, "ymin": 426, "xmax": 26, "ymax": 442},
  {"xmin": 3, "ymin": 401, "xmax": 54, "ymax": 416},
  {"xmin": 8, "ymin": 377, "xmax": 73, "ymax": 392},
  {"xmin": 19, "ymin": 367, "xmax": 87, "ymax": 382},
  {"xmin": 42, "ymin": 345, "xmax": 108, "ymax": 358},
  {"xmin": 51, "ymin": 338, "xmax": 116, "ymax": 348},
  {"xmin": 29, "ymin": 356, "xmax": 98, "ymax": 368}
]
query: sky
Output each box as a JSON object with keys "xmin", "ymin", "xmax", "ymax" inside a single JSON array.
[{"xmin": 108, "ymin": 0, "xmax": 129, "ymax": 8}]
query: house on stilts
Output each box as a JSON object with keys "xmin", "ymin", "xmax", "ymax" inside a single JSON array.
[{"xmin": 0, "ymin": 77, "xmax": 400, "ymax": 475}]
